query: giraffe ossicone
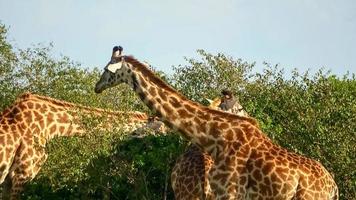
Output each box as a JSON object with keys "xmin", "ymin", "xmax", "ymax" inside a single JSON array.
[{"xmin": 95, "ymin": 46, "xmax": 338, "ymax": 200}]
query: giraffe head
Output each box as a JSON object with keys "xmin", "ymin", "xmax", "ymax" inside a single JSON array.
[
  {"xmin": 95, "ymin": 46, "xmax": 133, "ymax": 93},
  {"xmin": 206, "ymin": 90, "xmax": 249, "ymax": 117}
]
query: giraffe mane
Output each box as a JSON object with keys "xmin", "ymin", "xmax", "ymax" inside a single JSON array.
[
  {"xmin": 124, "ymin": 56, "xmax": 259, "ymax": 127},
  {"xmin": 6, "ymin": 92, "xmax": 148, "ymax": 121}
]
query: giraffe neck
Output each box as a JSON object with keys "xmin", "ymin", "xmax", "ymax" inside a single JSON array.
[
  {"xmin": 1, "ymin": 92, "xmax": 148, "ymax": 140},
  {"xmin": 124, "ymin": 57, "xmax": 257, "ymax": 151}
]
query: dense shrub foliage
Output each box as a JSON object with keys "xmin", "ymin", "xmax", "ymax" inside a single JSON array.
[{"xmin": 1, "ymin": 23, "xmax": 355, "ymax": 199}]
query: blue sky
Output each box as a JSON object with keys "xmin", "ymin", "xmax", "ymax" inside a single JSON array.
[{"xmin": 0, "ymin": 0, "xmax": 355, "ymax": 76}]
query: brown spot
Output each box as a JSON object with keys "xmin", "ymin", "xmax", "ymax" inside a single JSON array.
[
  {"xmin": 0, "ymin": 164, "xmax": 6, "ymax": 172},
  {"xmin": 7, "ymin": 137, "xmax": 14, "ymax": 145},
  {"xmin": 148, "ymin": 87, "xmax": 157, "ymax": 96},
  {"xmin": 197, "ymin": 110, "xmax": 212, "ymax": 121},
  {"xmin": 239, "ymin": 176, "xmax": 247, "ymax": 185},
  {"xmin": 169, "ymin": 96, "xmax": 181, "ymax": 108},
  {"xmin": 155, "ymin": 97, "xmax": 162, "ymax": 103},
  {"xmin": 15, "ymin": 113, "xmax": 23, "ymax": 122},
  {"xmin": 18, "ymin": 102, "xmax": 27, "ymax": 110},
  {"xmin": 39, "ymin": 104, "xmax": 48, "ymax": 113},
  {"xmin": 233, "ymin": 128, "xmax": 247, "ymax": 143},
  {"xmin": 177, "ymin": 109, "xmax": 193, "ymax": 118},
  {"xmin": 193, "ymin": 117, "xmax": 201, "ymax": 124},
  {"xmin": 49, "ymin": 125, "xmax": 57, "ymax": 134},
  {"xmin": 184, "ymin": 104, "xmax": 196, "ymax": 113},
  {"xmin": 22, "ymin": 152, "xmax": 29, "ymax": 160},
  {"xmin": 197, "ymin": 122, "xmax": 207, "ymax": 133},
  {"xmin": 27, "ymin": 102, "xmax": 34, "ymax": 109},
  {"xmin": 28, "ymin": 148, "xmax": 34, "ymax": 156},
  {"xmin": 47, "ymin": 113, "xmax": 54, "ymax": 126},
  {"xmin": 35, "ymin": 103, "xmax": 42, "ymax": 110},
  {"xmin": 232, "ymin": 141, "xmax": 241, "ymax": 151},
  {"xmin": 33, "ymin": 111, "xmax": 43, "ymax": 121},
  {"xmin": 219, "ymin": 122, "xmax": 229, "ymax": 130},
  {"xmin": 212, "ymin": 116, "xmax": 224, "ymax": 122},
  {"xmin": 2, "ymin": 125, "xmax": 9, "ymax": 132},
  {"xmin": 12, "ymin": 107, "xmax": 21, "ymax": 115},
  {"xmin": 50, "ymin": 106, "xmax": 58, "ymax": 112},
  {"xmin": 255, "ymin": 158, "xmax": 264, "ymax": 168},
  {"xmin": 252, "ymin": 169, "xmax": 263, "ymax": 181},
  {"xmin": 162, "ymin": 103, "xmax": 173, "ymax": 116},
  {"xmin": 11, "ymin": 125, "xmax": 17, "ymax": 132},
  {"xmin": 59, "ymin": 126, "xmax": 65, "ymax": 133},
  {"xmin": 209, "ymin": 122, "xmax": 220, "ymax": 138},
  {"xmin": 57, "ymin": 113, "xmax": 69, "ymax": 124},
  {"xmin": 39, "ymin": 120, "xmax": 45, "ymax": 129},
  {"xmin": 260, "ymin": 183, "xmax": 272, "ymax": 196},
  {"xmin": 247, "ymin": 177, "xmax": 257, "ymax": 189},
  {"xmin": 5, "ymin": 147, "xmax": 13, "ymax": 157},
  {"xmin": 262, "ymin": 162, "xmax": 275, "ymax": 175},
  {"xmin": 225, "ymin": 130, "xmax": 234, "ymax": 141},
  {"xmin": 158, "ymin": 89, "xmax": 168, "ymax": 101},
  {"xmin": 23, "ymin": 111, "xmax": 33, "ymax": 124}
]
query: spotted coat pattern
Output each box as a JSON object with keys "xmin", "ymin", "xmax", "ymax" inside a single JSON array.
[{"xmin": 95, "ymin": 47, "xmax": 338, "ymax": 200}]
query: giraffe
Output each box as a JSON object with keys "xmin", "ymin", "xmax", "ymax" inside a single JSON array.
[
  {"xmin": 0, "ymin": 92, "xmax": 150, "ymax": 200},
  {"xmin": 206, "ymin": 92, "xmax": 248, "ymax": 116},
  {"xmin": 94, "ymin": 46, "xmax": 338, "ymax": 199},
  {"xmin": 172, "ymin": 91, "xmax": 251, "ymax": 200}
]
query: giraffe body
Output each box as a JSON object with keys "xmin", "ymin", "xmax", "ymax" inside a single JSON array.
[
  {"xmin": 95, "ymin": 47, "xmax": 338, "ymax": 200},
  {"xmin": 171, "ymin": 95, "xmax": 250, "ymax": 199},
  {"xmin": 0, "ymin": 92, "xmax": 149, "ymax": 200}
]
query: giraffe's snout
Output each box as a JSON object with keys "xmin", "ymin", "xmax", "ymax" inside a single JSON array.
[{"xmin": 94, "ymin": 85, "xmax": 103, "ymax": 93}]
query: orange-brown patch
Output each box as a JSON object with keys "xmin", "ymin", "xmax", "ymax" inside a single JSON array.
[
  {"xmin": 148, "ymin": 87, "xmax": 157, "ymax": 96},
  {"xmin": 57, "ymin": 113, "xmax": 69, "ymax": 124},
  {"xmin": 219, "ymin": 122, "xmax": 229, "ymax": 130},
  {"xmin": 39, "ymin": 120, "xmax": 45, "ymax": 129},
  {"xmin": 27, "ymin": 102, "xmax": 34, "ymax": 109},
  {"xmin": 177, "ymin": 109, "xmax": 193, "ymax": 118},
  {"xmin": 275, "ymin": 167, "xmax": 289, "ymax": 180},
  {"xmin": 155, "ymin": 97, "xmax": 162, "ymax": 103},
  {"xmin": 252, "ymin": 169, "xmax": 263, "ymax": 181},
  {"xmin": 35, "ymin": 103, "xmax": 42, "ymax": 110},
  {"xmin": 58, "ymin": 126, "xmax": 65, "ymax": 133},
  {"xmin": 193, "ymin": 117, "xmax": 201, "ymax": 124},
  {"xmin": 184, "ymin": 104, "xmax": 196, "ymax": 113},
  {"xmin": 27, "ymin": 148, "xmax": 34, "ymax": 156},
  {"xmin": 49, "ymin": 125, "xmax": 57, "ymax": 134},
  {"xmin": 225, "ymin": 130, "xmax": 234, "ymax": 141},
  {"xmin": 162, "ymin": 103, "xmax": 173, "ymax": 117},
  {"xmin": 262, "ymin": 162, "xmax": 275, "ymax": 175},
  {"xmin": 169, "ymin": 96, "xmax": 181, "ymax": 108},
  {"xmin": 33, "ymin": 111, "xmax": 43, "ymax": 121},
  {"xmin": 158, "ymin": 89, "xmax": 168, "ymax": 101},
  {"xmin": 233, "ymin": 128, "xmax": 247, "ymax": 143},
  {"xmin": 197, "ymin": 110, "xmax": 212, "ymax": 121}
]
